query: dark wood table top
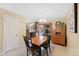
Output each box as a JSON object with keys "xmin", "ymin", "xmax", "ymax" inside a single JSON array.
[{"xmin": 32, "ymin": 33, "xmax": 47, "ymax": 46}]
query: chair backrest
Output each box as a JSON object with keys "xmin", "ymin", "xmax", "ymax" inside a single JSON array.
[
  {"xmin": 46, "ymin": 35, "xmax": 51, "ymax": 46},
  {"xmin": 30, "ymin": 32, "xmax": 36, "ymax": 38},
  {"xmin": 45, "ymin": 29, "xmax": 51, "ymax": 43},
  {"xmin": 23, "ymin": 36, "xmax": 32, "ymax": 47}
]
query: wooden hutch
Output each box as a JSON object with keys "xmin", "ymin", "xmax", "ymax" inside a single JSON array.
[{"xmin": 52, "ymin": 21, "xmax": 67, "ymax": 46}]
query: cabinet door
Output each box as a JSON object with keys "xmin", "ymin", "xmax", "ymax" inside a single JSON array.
[
  {"xmin": 4, "ymin": 15, "xmax": 20, "ymax": 52},
  {"xmin": 52, "ymin": 36, "xmax": 60, "ymax": 44},
  {"xmin": 59, "ymin": 38, "xmax": 65, "ymax": 45}
]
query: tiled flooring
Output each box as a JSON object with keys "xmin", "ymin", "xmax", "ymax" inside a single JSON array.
[
  {"xmin": 41, "ymin": 41, "xmax": 68, "ymax": 56},
  {"xmin": 51, "ymin": 44, "xmax": 68, "ymax": 56},
  {"xmin": 3, "ymin": 41, "xmax": 68, "ymax": 56}
]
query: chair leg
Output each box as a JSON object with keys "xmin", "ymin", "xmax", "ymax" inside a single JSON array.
[{"xmin": 46, "ymin": 48, "xmax": 48, "ymax": 56}]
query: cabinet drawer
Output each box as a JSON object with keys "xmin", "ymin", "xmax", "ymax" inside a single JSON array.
[{"xmin": 52, "ymin": 37, "xmax": 60, "ymax": 43}]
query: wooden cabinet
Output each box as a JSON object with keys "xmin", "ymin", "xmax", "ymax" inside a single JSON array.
[{"xmin": 52, "ymin": 21, "xmax": 67, "ymax": 46}]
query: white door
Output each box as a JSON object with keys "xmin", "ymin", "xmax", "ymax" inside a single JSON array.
[{"xmin": 4, "ymin": 15, "xmax": 20, "ymax": 52}]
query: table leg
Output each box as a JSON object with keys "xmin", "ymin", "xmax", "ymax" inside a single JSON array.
[{"xmin": 38, "ymin": 47, "xmax": 41, "ymax": 56}]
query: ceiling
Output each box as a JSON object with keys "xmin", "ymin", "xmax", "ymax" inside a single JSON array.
[{"xmin": 0, "ymin": 3, "xmax": 72, "ymax": 22}]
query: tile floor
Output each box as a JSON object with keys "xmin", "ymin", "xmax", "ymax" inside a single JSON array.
[
  {"xmin": 3, "ymin": 41, "xmax": 68, "ymax": 56},
  {"xmin": 41, "ymin": 41, "xmax": 68, "ymax": 56}
]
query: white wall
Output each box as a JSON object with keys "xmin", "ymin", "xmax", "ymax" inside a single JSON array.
[
  {"xmin": 0, "ymin": 9, "xmax": 26, "ymax": 56},
  {"xmin": 0, "ymin": 3, "xmax": 72, "ymax": 22},
  {"xmin": 66, "ymin": 4, "xmax": 79, "ymax": 55}
]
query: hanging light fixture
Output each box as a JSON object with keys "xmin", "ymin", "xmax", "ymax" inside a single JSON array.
[{"xmin": 39, "ymin": 18, "xmax": 47, "ymax": 23}]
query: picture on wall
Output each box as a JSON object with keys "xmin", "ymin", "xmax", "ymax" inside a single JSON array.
[{"xmin": 69, "ymin": 3, "xmax": 77, "ymax": 33}]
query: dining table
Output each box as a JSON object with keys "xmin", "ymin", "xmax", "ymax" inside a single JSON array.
[{"xmin": 32, "ymin": 32, "xmax": 47, "ymax": 56}]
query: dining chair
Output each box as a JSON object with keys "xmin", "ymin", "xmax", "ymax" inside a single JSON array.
[
  {"xmin": 23, "ymin": 36, "xmax": 40, "ymax": 56},
  {"xmin": 30, "ymin": 32, "xmax": 36, "ymax": 38},
  {"xmin": 41, "ymin": 33, "xmax": 51, "ymax": 56}
]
